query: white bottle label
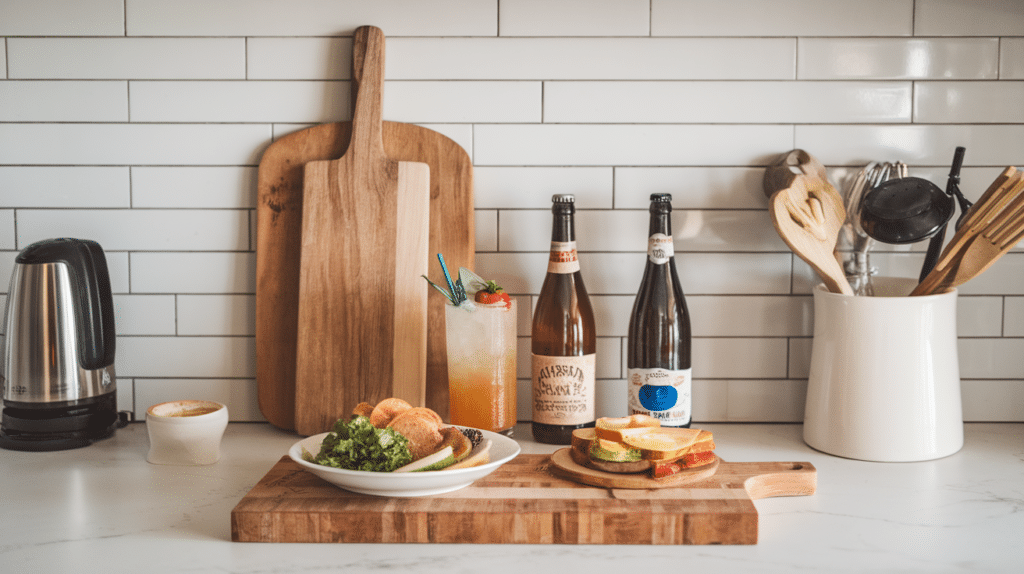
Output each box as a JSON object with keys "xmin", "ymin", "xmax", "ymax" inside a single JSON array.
[
  {"xmin": 532, "ymin": 353, "xmax": 596, "ymax": 425},
  {"xmin": 627, "ymin": 367, "xmax": 691, "ymax": 426},
  {"xmin": 648, "ymin": 233, "xmax": 674, "ymax": 265},
  {"xmin": 547, "ymin": 241, "xmax": 580, "ymax": 274}
]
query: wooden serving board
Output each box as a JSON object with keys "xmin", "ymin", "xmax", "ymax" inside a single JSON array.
[
  {"xmin": 549, "ymin": 448, "xmax": 721, "ymax": 488},
  {"xmin": 231, "ymin": 454, "xmax": 816, "ymax": 545},
  {"xmin": 256, "ymin": 26, "xmax": 473, "ymax": 431}
]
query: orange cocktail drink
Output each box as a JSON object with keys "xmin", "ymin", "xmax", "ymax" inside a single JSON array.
[{"xmin": 444, "ymin": 299, "xmax": 517, "ymax": 435}]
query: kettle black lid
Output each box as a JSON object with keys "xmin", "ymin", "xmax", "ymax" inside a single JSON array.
[{"xmin": 16, "ymin": 238, "xmax": 115, "ymax": 370}]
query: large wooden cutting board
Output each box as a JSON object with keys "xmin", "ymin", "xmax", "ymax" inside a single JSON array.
[
  {"xmin": 231, "ymin": 454, "xmax": 817, "ymax": 545},
  {"xmin": 256, "ymin": 26, "xmax": 473, "ymax": 431}
]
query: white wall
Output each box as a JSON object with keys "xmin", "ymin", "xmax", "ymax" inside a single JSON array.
[{"xmin": 1, "ymin": 0, "xmax": 1023, "ymax": 423}]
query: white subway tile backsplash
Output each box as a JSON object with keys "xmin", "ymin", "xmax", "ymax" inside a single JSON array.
[
  {"xmin": 652, "ymin": 0, "xmax": 913, "ymax": 37},
  {"xmin": 475, "ymin": 210, "xmax": 498, "ymax": 251},
  {"xmin": 545, "ymin": 82, "xmax": 912, "ymax": 124},
  {"xmin": 7, "ymin": 38, "xmax": 245, "ymax": 79},
  {"xmin": 475, "ymin": 124, "xmax": 793, "ymax": 166},
  {"xmin": 387, "ymin": 38, "xmax": 796, "ymax": 80},
  {"xmin": 615, "ymin": 168, "xmax": 767, "ymax": 209},
  {"xmin": 16, "ymin": 210, "xmax": 249, "ymax": 252},
  {"xmin": 959, "ymin": 338, "xmax": 1024, "ymax": 379},
  {"xmin": 915, "ymin": 82, "xmax": 1024, "ymax": 123},
  {"xmin": 499, "ymin": 0, "xmax": 650, "ymax": 37},
  {"xmin": 1002, "ymin": 38, "xmax": 1024, "ymax": 79},
  {"xmin": 958, "ymin": 297, "xmax": 1006, "ymax": 337},
  {"xmin": 247, "ymin": 38, "xmax": 351, "ymax": 80},
  {"xmin": 0, "ymin": 212, "xmax": 14, "ymax": 250},
  {"xmin": 130, "ymin": 81, "xmax": 348, "ymax": 123},
  {"xmin": 475, "ymin": 167, "xmax": 613, "ymax": 209},
  {"xmin": 594, "ymin": 294, "xmax": 811, "ymax": 338},
  {"xmin": 477, "ymin": 252, "xmax": 793, "ymax": 297},
  {"xmin": 0, "ymin": 0, "xmax": 124, "ymax": 36},
  {"xmin": 795, "ymin": 125, "xmax": 1024, "ymax": 166},
  {"xmin": 116, "ymin": 336, "xmax": 255, "ymax": 378},
  {"xmin": 499, "ymin": 209, "xmax": 786, "ymax": 253},
  {"xmin": 0, "ymin": 167, "xmax": 130, "ymax": 208},
  {"xmin": 0, "ymin": 124, "xmax": 271, "ymax": 166},
  {"xmin": 798, "ymin": 38, "xmax": 999, "ymax": 80},
  {"xmin": 134, "ymin": 378, "xmax": 262, "ymax": 422},
  {"xmin": 113, "ymin": 294, "xmax": 176, "ymax": 335},
  {"xmin": 131, "ymin": 167, "xmax": 256, "ymax": 209},
  {"xmin": 1004, "ymin": 297, "xmax": 1024, "ymax": 336},
  {"xmin": 915, "ymin": 0, "xmax": 1024, "ymax": 36},
  {"xmin": 693, "ymin": 338, "xmax": 789, "ymax": 378},
  {"xmin": 724, "ymin": 380, "xmax": 807, "ymax": 423},
  {"xmin": 961, "ymin": 380, "xmax": 1024, "ymax": 421},
  {"xmin": 177, "ymin": 294, "xmax": 256, "ymax": 336},
  {"xmin": 0, "ymin": 80, "xmax": 127, "ymax": 122},
  {"xmin": 386, "ymin": 82, "xmax": 541, "ymax": 124},
  {"xmin": 130, "ymin": 252, "xmax": 256, "ymax": 294},
  {"xmin": 2, "ymin": 4, "xmax": 1020, "ymax": 423},
  {"xmin": 124, "ymin": 0, "xmax": 497, "ymax": 37}
]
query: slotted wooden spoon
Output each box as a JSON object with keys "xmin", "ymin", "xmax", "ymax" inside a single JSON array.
[{"xmin": 770, "ymin": 176, "xmax": 853, "ymax": 295}]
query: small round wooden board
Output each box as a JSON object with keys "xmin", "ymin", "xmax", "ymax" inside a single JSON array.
[{"xmin": 548, "ymin": 448, "xmax": 720, "ymax": 489}]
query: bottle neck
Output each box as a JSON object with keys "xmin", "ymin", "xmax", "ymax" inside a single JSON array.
[
  {"xmin": 648, "ymin": 209, "xmax": 671, "ymax": 237},
  {"xmin": 551, "ymin": 206, "xmax": 576, "ymax": 243}
]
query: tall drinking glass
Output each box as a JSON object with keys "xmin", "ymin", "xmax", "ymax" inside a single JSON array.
[{"xmin": 444, "ymin": 300, "xmax": 517, "ymax": 435}]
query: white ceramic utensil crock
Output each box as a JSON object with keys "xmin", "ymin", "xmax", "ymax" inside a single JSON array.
[
  {"xmin": 146, "ymin": 400, "xmax": 229, "ymax": 465},
  {"xmin": 804, "ymin": 277, "xmax": 963, "ymax": 462}
]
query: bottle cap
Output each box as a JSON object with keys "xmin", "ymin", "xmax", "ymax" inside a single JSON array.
[
  {"xmin": 650, "ymin": 193, "xmax": 672, "ymax": 202},
  {"xmin": 551, "ymin": 194, "xmax": 575, "ymax": 203}
]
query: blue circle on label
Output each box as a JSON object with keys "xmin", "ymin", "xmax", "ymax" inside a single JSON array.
[{"xmin": 639, "ymin": 384, "xmax": 677, "ymax": 411}]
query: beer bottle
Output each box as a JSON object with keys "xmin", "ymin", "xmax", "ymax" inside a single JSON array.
[
  {"xmin": 531, "ymin": 194, "xmax": 597, "ymax": 444},
  {"xmin": 627, "ymin": 194, "xmax": 692, "ymax": 427}
]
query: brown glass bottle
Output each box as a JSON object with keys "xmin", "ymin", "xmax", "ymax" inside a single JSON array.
[
  {"xmin": 627, "ymin": 194, "xmax": 692, "ymax": 428},
  {"xmin": 531, "ymin": 194, "xmax": 597, "ymax": 445}
]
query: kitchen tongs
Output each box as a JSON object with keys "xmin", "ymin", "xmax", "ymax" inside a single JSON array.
[{"xmin": 911, "ymin": 166, "xmax": 1024, "ymax": 296}]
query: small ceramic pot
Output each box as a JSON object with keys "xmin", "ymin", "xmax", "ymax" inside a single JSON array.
[{"xmin": 145, "ymin": 400, "xmax": 229, "ymax": 465}]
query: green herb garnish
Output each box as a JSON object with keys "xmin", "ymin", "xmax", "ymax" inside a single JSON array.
[{"xmin": 312, "ymin": 416, "xmax": 412, "ymax": 472}]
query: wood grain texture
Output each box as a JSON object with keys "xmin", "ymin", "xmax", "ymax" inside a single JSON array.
[
  {"xmin": 770, "ymin": 176, "xmax": 853, "ymax": 295},
  {"xmin": 231, "ymin": 454, "xmax": 817, "ymax": 545},
  {"xmin": 293, "ymin": 26, "xmax": 429, "ymax": 436},
  {"xmin": 549, "ymin": 448, "xmax": 720, "ymax": 489},
  {"xmin": 255, "ymin": 26, "xmax": 473, "ymax": 430}
]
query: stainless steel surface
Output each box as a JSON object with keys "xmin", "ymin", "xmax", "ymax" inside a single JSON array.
[{"xmin": 3, "ymin": 262, "xmax": 116, "ymax": 403}]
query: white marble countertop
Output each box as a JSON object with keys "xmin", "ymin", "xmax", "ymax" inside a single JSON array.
[{"xmin": 1, "ymin": 422, "xmax": 1022, "ymax": 573}]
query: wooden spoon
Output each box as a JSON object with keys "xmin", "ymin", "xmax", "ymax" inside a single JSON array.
[
  {"xmin": 770, "ymin": 176, "xmax": 854, "ymax": 295},
  {"xmin": 763, "ymin": 149, "xmax": 830, "ymax": 198},
  {"xmin": 911, "ymin": 168, "xmax": 1024, "ymax": 296}
]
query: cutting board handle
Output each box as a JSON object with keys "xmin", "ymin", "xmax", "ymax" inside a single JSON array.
[{"xmin": 349, "ymin": 25, "xmax": 386, "ymax": 160}]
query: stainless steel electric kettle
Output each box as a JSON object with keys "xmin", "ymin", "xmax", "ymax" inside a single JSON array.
[{"xmin": 0, "ymin": 238, "xmax": 128, "ymax": 451}]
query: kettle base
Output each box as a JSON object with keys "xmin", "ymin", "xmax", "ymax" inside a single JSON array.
[{"xmin": 0, "ymin": 393, "xmax": 122, "ymax": 452}]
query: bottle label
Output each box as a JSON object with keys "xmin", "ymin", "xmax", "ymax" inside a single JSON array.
[
  {"xmin": 627, "ymin": 367, "xmax": 691, "ymax": 426},
  {"xmin": 648, "ymin": 233, "xmax": 674, "ymax": 265},
  {"xmin": 531, "ymin": 353, "xmax": 596, "ymax": 425},
  {"xmin": 547, "ymin": 241, "xmax": 580, "ymax": 274}
]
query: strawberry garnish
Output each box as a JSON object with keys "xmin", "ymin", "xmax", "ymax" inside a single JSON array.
[{"xmin": 474, "ymin": 280, "xmax": 511, "ymax": 309}]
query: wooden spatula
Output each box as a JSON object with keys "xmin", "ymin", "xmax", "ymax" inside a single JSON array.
[
  {"xmin": 293, "ymin": 26, "xmax": 430, "ymax": 436},
  {"xmin": 911, "ymin": 167, "xmax": 1024, "ymax": 296},
  {"xmin": 770, "ymin": 176, "xmax": 853, "ymax": 295}
]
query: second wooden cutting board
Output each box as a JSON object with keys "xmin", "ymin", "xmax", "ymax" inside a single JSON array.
[
  {"xmin": 292, "ymin": 26, "xmax": 429, "ymax": 436},
  {"xmin": 256, "ymin": 26, "xmax": 473, "ymax": 432}
]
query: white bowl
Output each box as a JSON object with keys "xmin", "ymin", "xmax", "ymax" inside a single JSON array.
[
  {"xmin": 146, "ymin": 400, "xmax": 229, "ymax": 466},
  {"xmin": 288, "ymin": 426, "xmax": 520, "ymax": 497}
]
